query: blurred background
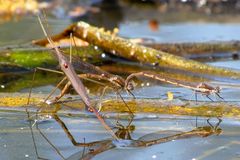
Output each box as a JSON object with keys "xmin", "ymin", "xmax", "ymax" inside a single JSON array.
[{"xmin": 1, "ymin": 0, "xmax": 240, "ymax": 45}]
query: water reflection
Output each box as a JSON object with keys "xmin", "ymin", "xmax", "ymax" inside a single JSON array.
[
  {"xmin": 1, "ymin": 108, "xmax": 240, "ymax": 160},
  {"xmin": 31, "ymin": 108, "xmax": 223, "ymax": 160}
]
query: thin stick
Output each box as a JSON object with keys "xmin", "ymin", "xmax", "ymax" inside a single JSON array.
[{"xmin": 69, "ymin": 33, "xmax": 73, "ymax": 64}]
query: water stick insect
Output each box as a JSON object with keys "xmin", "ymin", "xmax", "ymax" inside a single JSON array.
[
  {"xmin": 32, "ymin": 36, "xmax": 135, "ymax": 122},
  {"xmin": 48, "ymin": 54, "xmax": 136, "ymax": 102},
  {"xmin": 26, "ymin": 22, "xmax": 136, "ymax": 157},
  {"xmin": 124, "ymin": 71, "xmax": 224, "ymax": 101},
  {"xmin": 35, "ymin": 14, "xmax": 118, "ymax": 140},
  {"xmin": 32, "ymin": 30, "xmax": 135, "ymax": 117}
]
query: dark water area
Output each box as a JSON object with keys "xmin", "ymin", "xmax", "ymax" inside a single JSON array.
[{"xmin": 1, "ymin": 1, "xmax": 240, "ymax": 160}]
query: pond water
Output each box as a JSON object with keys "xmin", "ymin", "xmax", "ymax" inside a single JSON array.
[
  {"xmin": 0, "ymin": 110, "xmax": 240, "ymax": 160},
  {"xmin": 1, "ymin": 18, "xmax": 240, "ymax": 45},
  {"xmin": 1, "ymin": 2, "xmax": 240, "ymax": 160},
  {"xmin": 120, "ymin": 22, "xmax": 240, "ymax": 43}
]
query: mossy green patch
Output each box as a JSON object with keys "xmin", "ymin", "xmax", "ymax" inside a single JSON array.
[{"xmin": 10, "ymin": 50, "xmax": 57, "ymax": 68}]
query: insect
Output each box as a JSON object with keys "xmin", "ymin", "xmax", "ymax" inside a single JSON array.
[
  {"xmin": 34, "ymin": 13, "xmax": 118, "ymax": 140},
  {"xmin": 195, "ymin": 83, "xmax": 223, "ymax": 101},
  {"xmin": 48, "ymin": 55, "xmax": 135, "ymax": 103},
  {"xmin": 30, "ymin": 22, "xmax": 135, "ymax": 119},
  {"xmin": 124, "ymin": 71, "xmax": 224, "ymax": 101},
  {"xmin": 30, "ymin": 20, "xmax": 135, "ymax": 109}
]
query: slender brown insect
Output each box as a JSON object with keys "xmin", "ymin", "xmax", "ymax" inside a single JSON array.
[
  {"xmin": 124, "ymin": 71, "xmax": 224, "ymax": 101},
  {"xmin": 33, "ymin": 25, "xmax": 135, "ymax": 117},
  {"xmin": 32, "ymin": 31, "xmax": 135, "ymax": 128},
  {"xmin": 49, "ymin": 54, "xmax": 135, "ymax": 102},
  {"xmin": 27, "ymin": 17, "xmax": 137, "ymax": 159},
  {"xmin": 36, "ymin": 14, "xmax": 118, "ymax": 140}
]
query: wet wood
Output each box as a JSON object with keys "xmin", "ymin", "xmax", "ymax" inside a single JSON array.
[
  {"xmin": 144, "ymin": 41, "xmax": 240, "ymax": 56},
  {"xmin": 34, "ymin": 21, "xmax": 240, "ymax": 79},
  {"xmin": 74, "ymin": 22, "xmax": 240, "ymax": 78}
]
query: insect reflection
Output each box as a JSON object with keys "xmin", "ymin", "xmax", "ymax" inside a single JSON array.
[{"xmin": 33, "ymin": 109, "xmax": 222, "ymax": 160}]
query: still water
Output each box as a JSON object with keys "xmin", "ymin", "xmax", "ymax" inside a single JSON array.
[
  {"xmin": 1, "ymin": 7, "xmax": 240, "ymax": 160},
  {"xmin": 0, "ymin": 110, "xmax": 240, "ymax": 160}
]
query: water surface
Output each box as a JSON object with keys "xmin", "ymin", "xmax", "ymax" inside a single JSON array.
[{"xmin": 1, "ymin": 5, "xmax": 240, "ymax": 160}]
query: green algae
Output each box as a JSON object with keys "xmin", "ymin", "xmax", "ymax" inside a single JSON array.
[
  {"xmin": 1, "ymin": 95, "xmax": 239, "ymax": 118},
  {"xmin": 0, "ymin": 45, "xmax": 103, "ymax": 70}
]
